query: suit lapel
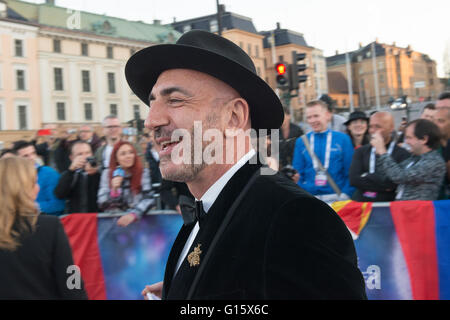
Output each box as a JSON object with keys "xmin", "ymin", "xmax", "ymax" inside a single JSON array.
[
  {"xmin": 162, "ymin": 223, "xmax": 194, "ymax": 299},
  {"xmin": 165, "ymin": 159, "xmax": 262, "ymax": 299}
]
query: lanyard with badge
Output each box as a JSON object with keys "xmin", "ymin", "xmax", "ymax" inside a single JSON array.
[
  {"xmin": 363, "ymin": 140, "xmax": 396, "ymax": 199},
  {"xmin": 395, "ymin": 161, "xmax": 416, "ymax": 200},
  {"xmin": 310, "ymin": 131, "xmax": 332, "ymax": 187}
]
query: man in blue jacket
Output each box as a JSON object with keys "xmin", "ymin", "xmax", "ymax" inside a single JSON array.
[
  {"xmin": 13, "ymin": 140, "xmax": 65, "ymax": 216},
  {"xmin": 293, "ymin": 100, "xmax": 354, "ymax": 202}
]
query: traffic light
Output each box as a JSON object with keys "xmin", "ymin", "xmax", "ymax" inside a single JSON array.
[
  {"xmin": 275, "ymin": 62, "xmax": 289, "ymax": 88},
  {"xmin": 289, "ymin": 51, "xmax": 307, "ymax": 90}
]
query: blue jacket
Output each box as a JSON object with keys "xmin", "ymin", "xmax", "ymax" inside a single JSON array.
[
  {"xmin": 37, "ymin": 165, "xmax": 65, "ymax": 216},
  {"xmin": 292, "ymin": 130, "xmax": 354, "ymax": 196}
]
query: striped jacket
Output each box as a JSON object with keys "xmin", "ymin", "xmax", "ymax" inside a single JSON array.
[
  {"xmin": 97, "ymin": 168, "xmax": 155, "ymax": 218},
  {"xmin": 377, "ymin": 150, "xmax": 446, "ymax": 201}
]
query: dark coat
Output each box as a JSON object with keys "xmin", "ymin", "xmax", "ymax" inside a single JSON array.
[
  {"xmin": 349, "ymin": 143, "xmax": 411, "ymax": 202},
  {"xmin": 54, "ymin": 170, "xmax": 100, "ymax": 214},
  {"xmin": 146, "ymin": 143, "xmax": 193, "ymax": 209},
  {"xmin": 162, "ymin": 160, "xmax": 367, "ymax": 300},
  {"xmin": 279, "ymin": 122, "xmax": 304, "ymax": 168},
  {"xmin": 0, "ymin": 215, "xmax": 87, "ymax": 299}
]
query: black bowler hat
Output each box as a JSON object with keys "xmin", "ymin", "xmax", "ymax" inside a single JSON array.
[
  {"xmin": 125, "ymin": 30, "xmax": 284, "ymax": 131},
  {"xmin": 344, "ymin": 111, "xmax": 369, "ymax": 126}
]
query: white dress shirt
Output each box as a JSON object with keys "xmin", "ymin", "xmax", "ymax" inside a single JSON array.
[{"xmin": 174, "ymin": 149, "xmax": 257, "ymax": 275}]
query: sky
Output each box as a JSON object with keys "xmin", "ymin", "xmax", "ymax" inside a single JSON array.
[{"xmin": 28, "ymin": 0, "xmax": 450, "ymax": 77}]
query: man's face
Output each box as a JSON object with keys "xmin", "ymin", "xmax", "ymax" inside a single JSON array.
[
  {"xmin": 103, "ymin": 118, "xmax": 122, "ymax": 142},
  {"xmin": 436, "ymin": 98, "xmax": 450, "ymax": 109},
  {"xmin": 305, "ymin": 104, "xmax": 331, "ymax": 133},
  {"xmin": 369, "ymin": 113, "xmax": 393, "ymax": 142},
  {"xmin": 70, "ymin": 143, "xmax": 93, "ymax": 162},
  {"xmin": 78, "ymin": 126, "xmax": 93, "ymax": 142},
  {"xmin": 433, "ymin": 108, "xmax": 450, "ymax": 140},
  {"xmin": 404, "ymin": 124, "xmax": 426, "ymax": 155},
  {"xmin": 420, "ymin": 108, "xmax": 437, "ymax": 121},
  {"xmin": 16, "ymin": 146, "xmax": 37, "ymax": 162},
  {"xmin": 145, "ymin": 69, "xmax": 236, "ymax": 182}
]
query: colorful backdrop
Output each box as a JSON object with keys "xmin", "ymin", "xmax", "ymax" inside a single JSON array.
[{"xmin": 61, "ymin": 200, "xmax": 450, "ymax": 300}]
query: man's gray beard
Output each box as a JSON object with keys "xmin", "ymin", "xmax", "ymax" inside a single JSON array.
[
  {"xmin": 159, "ymin": 112, "xmax": 220, "ymax": 183},
  {"xmin": 160, "ymin": 158, "xmax": 207, "ymax": 182}
]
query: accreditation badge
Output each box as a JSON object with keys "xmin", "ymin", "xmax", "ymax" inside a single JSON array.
[
  {"xmin": 363, "ymin": 191, "xmax": 377, "ymax": 199},
  {"xmin": 315, "ymin": 171, "xmax": 328, "ymax": 186}
]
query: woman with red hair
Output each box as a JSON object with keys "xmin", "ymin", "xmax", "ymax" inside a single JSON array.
[{"xmin": 97, "ymin": 141, "xmax": 155, "ymax": 226}]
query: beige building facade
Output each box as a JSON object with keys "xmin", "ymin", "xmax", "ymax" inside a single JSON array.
[
  {"xmin": 0, "ymin": 0, "xmax": 180, "ymax": 143},
  {"xmin": 327, "ymin": 41, "xmax": 441, "ymax": 109},
  {"xmin": 0, "ymin": 17, "xmax": 40, "ymax": 130}
]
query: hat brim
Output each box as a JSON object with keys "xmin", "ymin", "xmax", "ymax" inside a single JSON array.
[
  {"xmin": 344, "ymin": 116, "xmax": 369, "ymax": 126},
  {"xmin": 125, "ymin": 44, "xmax": 284, "ymax": 131}
]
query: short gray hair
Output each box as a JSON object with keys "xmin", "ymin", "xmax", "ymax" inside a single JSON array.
[{"xmin": 102, "ymin": 115, "xmax": 119, "ymax": 127}]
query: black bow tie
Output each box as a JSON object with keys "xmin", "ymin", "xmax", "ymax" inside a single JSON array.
[{"xmin": 179, "ymin": 195, "xmax": 206, "ymax": 227}]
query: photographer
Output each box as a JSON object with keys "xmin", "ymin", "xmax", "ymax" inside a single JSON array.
[{"xmin": 54, "ymin": 141, "xmax": 100, "ymax": 214}]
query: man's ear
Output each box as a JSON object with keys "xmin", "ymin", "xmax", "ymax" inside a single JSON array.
[
  {"xmin": 421, "ymin": 135, "xmax": 429, "ymax": 146},
  {"xmin": 225, "ymin": 98, "xmax": 250, "ymax": 135}
]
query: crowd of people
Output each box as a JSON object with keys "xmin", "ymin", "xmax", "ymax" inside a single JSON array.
[
  {"xmin": 1, "ymin": 92, "xmax": 449, "ymax": 226},
  {"xmin": 0, "ymin": 114, "xmax": 191, "ymax": 228},
  {"xmin": 279, "ymin": 91, "xmax": 450, "ymax": 203},
  {"xmin": 1, "ymin": 28, "xmax": 449, "ymax": 301}
]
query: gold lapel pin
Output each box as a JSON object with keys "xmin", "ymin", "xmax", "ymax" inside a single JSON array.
[{"xmin": 187, "ymin": 244, "xmax": 202, "ymax": 267}]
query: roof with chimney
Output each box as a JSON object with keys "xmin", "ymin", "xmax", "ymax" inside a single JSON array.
[
  {"xmin": 3, "ymin": 0, "xmax": 181, "ymax": 43},
  {"xmin": 260, "ymin": 24, "xmax": 310, "ymax": 49},
  {"xmin": 172, "ymin": 10, "xmax": 258, "ymax": 34}
]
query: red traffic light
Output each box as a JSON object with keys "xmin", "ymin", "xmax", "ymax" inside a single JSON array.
[{"xmin": 275, "ymin": 63, "xmax": 287, "ymax": 75}]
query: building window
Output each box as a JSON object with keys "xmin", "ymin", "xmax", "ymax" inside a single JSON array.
[
  {"xmin": 81, "ymin": 43, "xmax": 88, "ymax": 56},
  {"xmin": 82, "ymin": 70, "xmax": 91, "ymax": 92},
  {"xmin": 378, "ymin": 61, "xmax": 384, "ymax": 70},
  {"xmin": 54, "ymin": 68, "xmax": 64, "ymax": 91},
  {"xmin": 110, "ymin": 104, "xmax": 118, "ymax": 116},
  {"xmin": 255, "ymin": 45, "xmax": 259, "ymax": 58},
  {"xmin": 247, "ymin": 44, "xmax": 252, "ymax": 56},
  {"xmin": 239, "ymin": 42, "xmax": 243, "ymax": 49},
  {"xmin": 107, "ymin": 72, "xmax": 116, "ymax": 94},
  {"xmin": 53, "ymin": 39, "xmax": 61, "ymax": 53},
  {"xmin": 278, "ymin": 55, "xmax": 284, "ymax": 62},
  {"xmin": 16, "ymin": 70, "xmax": 25, "ymax": 90},
  {"xmin": 182, "ymin": 24, "xmax": 192, "ymax": 33},
  {"xmin": 14, "ymin": 39, "xmax": 23, "ymax": 57},
  {"xmin": 133, "ymin": 104, "xmax": 140, "ymax": 119},
  {"xmin": 209, "ymin": 19, "xmax": 218, "ymax": 33},
  {"xmin": 56, "ymin": 102, "xmax": 66, "ymax": 121},
  {"xmin": 257, "ymin": 67, "xmax": 261, "ymax": 76},
  {"xmin": 379, "ymin": 74, "xmax": 384, "ymax": 83},
  {"xmin": 429, "ymin": 78, "xmax": 434, "ymax": 85},
  {"xmin": 84, "ymin": 103, "xmax": 93, "ymax": 121},
  {"xmin": 18, "ymin": 105, "xmax": 27, "ymax": 129},
  {"xmin": 107, "ymin": 46, "xmax": 113, "ymax": 59}
]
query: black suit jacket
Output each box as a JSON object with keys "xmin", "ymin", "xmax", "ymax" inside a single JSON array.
[
  {"xmin": 162, "ymin": 160, "xmax": 367, "ymax": 300},
  {"xmin": 0, "ymin": 215, "xmax": 87, "ymax": 299},
  {"xmin": 349, "ymin": 143, "xmax": 411, "ymax": 202}
]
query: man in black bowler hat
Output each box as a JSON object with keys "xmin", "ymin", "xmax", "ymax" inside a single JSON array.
[{"xmin": 125, "ymin": 30, "xmax": 366, "ymax": 300}]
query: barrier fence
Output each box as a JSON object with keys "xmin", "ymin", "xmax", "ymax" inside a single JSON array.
[{"xmin": 61, "ymin": 200, "xmax": 450, "ymax": 300}]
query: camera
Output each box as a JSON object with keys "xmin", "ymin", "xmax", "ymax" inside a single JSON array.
[{"xmin": 86, "ymin": 156, "xmax": 97, "ymax": 167}]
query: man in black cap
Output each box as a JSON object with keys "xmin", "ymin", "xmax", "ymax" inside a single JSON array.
[{"xmin": 126, "ymin": 30, "xmax": 366, "ymax": 300}]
